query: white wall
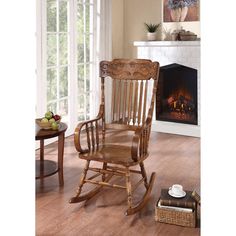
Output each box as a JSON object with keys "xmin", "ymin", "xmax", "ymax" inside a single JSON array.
[{"xmin": 112, "ymin": 0, "xmax": 200, "ymax": 59}]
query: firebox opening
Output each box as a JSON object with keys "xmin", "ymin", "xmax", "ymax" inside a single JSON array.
[{"xmin": 156, "ymin": 63, "xmax": 198, "ymax": 125}]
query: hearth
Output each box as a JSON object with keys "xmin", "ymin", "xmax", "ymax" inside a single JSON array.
[{"xmin": 156, "ymin": 63, "xmax": 197, "ymax": 125}]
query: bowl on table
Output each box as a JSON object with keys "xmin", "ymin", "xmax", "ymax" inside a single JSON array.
[{"xmin": 36, "ymin": 118, "xmax": 61, "ymax": 130}]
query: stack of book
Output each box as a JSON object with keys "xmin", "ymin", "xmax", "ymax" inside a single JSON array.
[{"xmin": 155, "ymin": 189, "xmax": 198, "ymax": 228}]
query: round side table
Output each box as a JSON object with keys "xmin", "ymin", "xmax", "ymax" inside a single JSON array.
[{"xmin": 35, "ymin": 122, "xmax": 68, "ymax": 186}]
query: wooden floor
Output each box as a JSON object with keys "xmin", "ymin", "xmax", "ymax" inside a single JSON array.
[{"xmin": 36, "ymin": 131, "xmax": 200, "ymax": 236}]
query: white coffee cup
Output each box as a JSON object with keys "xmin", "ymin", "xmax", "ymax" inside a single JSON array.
[{"xmin": 170, "ymin": 184, "xmax": 184, "ymax": 195}]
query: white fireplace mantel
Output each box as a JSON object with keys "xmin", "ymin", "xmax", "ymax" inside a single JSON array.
[
  {"xmin": 134, "ymin": 41, "xmax": 200, "ymax": 47},
  {"xmin": 134, "ymin": 40, "xmax": 200, "ymax": 137}
]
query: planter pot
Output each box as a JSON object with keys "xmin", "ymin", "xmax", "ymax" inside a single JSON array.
[
  {"xmin": 147, "ymin": 32, "xmax": 157, "ymax": 41},
  {"xmin": 170, "ymin": 6, "xmax": 188, "ymax": 22}
]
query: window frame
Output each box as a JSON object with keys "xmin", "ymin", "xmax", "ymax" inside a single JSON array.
[{"xmin": 36, "ymin": 0, "xmax": 112, "ymax": 137}]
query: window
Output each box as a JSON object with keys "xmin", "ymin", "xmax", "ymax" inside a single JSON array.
[
  {"xmin": 77, "ymin": 0, "xmax": 94, "ymax": 121},
  {"xmin": 46, "ymin": 0, "xmax": 69, "ymax": 120},
  {"xmin": 36, "ymin": 0, "xmax": 111, "ymax": 135}
]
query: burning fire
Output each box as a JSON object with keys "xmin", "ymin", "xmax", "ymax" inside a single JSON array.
[{"xmin": 167, "ymin": 93, "xmax": 195, "ymax": 113}]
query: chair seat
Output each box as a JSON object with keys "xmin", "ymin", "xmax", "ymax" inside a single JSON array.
[{"xmin": 79, "ymin": 144, "xmax": 136, "ymax": 166}]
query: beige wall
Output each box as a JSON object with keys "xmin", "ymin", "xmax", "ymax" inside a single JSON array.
[
  {"xmin": 112, "ymin": 0, "xmax": 124, "ymax": 59},
  {"xmin": 112, "ymin": 0, "xmax": 200, "ymax": 59},
  {"xmin": 123, "ymin": 0, "xmax": 162, "ymax": 59}
]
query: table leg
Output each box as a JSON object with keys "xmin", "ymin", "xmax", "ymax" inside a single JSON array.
[
  {"xmin": 40, "ymin": 140, "xmax": 44, "ymax": 161},
  {"xmin": 39, "ymin": 139, "xmax": 44, "ymax": 178},
  {"xmin": 58, "ymin": 133, "xmax": 65, "ymax": 186}
]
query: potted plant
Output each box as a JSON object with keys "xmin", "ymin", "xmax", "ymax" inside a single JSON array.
[
  {"xmin": 144, "ymin": 23, "xmax": 161, "ymax": 41},
  {"xmin": 167, "ymin": 0, "xmax": 198, "ymax": 22}
]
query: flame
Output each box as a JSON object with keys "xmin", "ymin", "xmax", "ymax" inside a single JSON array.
[{"xmin": 166, "ymin": 89, "xmax": 194, "ymax": 114}]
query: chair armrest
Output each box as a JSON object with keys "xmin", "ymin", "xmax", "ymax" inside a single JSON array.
[
  {"xmin": 74, "ymin": 105, "xmax": 104, "ymax": 153},
  {"xmin": 131, "ymin": 117, "xmax": 152, "ymax": 162}
]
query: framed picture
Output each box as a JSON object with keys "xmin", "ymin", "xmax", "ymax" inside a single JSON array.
[{"xmin": 163, "ymin": 0, "xmax": 200, "ymax": 22}]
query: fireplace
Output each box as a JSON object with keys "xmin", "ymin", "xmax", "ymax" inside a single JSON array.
[{"xmin": 156, "ymin": 63, "xmax": 198, "ymax": 125}]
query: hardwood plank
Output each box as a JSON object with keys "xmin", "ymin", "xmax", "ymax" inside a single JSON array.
[{"xmin": 36, "ymin": 132, "xmax": 200, "ymax": 236}]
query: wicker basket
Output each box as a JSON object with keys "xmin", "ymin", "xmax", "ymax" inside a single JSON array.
[{"xmin": 155, "ymin": 200, "xmax": 197, "ymax": 227}]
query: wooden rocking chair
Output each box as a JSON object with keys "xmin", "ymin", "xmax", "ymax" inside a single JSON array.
[{"xmin": 70, "ymin": 59, "xmax": 160, "ymax": 215}]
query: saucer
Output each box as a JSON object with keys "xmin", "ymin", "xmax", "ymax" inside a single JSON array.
[{"xmin": 168, "ymin": 189, "xmax": 186, "ymax": 198}]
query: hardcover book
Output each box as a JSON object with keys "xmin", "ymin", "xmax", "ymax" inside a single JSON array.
[
  {"xmin": 191, "ymin": 190, "xmax": 201, "ymax": 205},
  {"xmin": 158, "ymin": 189, "xmax": 196, "ymax": 209}
]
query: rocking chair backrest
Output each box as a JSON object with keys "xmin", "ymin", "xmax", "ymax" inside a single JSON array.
[{"xmin": 100, "ymin": 59, "xmax": 160, "ymax": 130}]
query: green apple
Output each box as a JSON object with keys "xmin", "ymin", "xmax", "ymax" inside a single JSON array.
[
  {"xmin": 41, "ymin": 117, "xmax": 49, "ymax": 123},
  {"xmin": 49, "ymin": 118, "xmax": 55, "ymax": 124},
  {"xmin": 51, "ymin": 121, "xmax": 59, "ymax": 130},
  {"xmin": 45, "ymin": 111, "xmax": 53, "ymax": 120}
]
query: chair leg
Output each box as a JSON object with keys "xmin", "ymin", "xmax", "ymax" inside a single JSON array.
[
  {"xmin": 139, "ymin": 162, "xmax": 148, "ymax": 190},
  {"xmin": 102, "ymin": 163, "xmax": 107, "ymax": 181},
  {"xmin": 125, "ymin": 168, "xmax": 132, "ymax": 210},
  {"xmin": 77, "ymin": 160, "xmax": 90, "ymax": 195},
  {"xmin": 69, "ymin": 160, "xmax": 90, "ymax": 203},
  {"xmin": 125, "ymin": 172, "xmax": 156, "ymax": 216}
]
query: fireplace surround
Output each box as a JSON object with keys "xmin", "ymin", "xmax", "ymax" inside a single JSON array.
[{"xmin": 134, "ymin": 40, "xmax": 200, "ymax": 137}]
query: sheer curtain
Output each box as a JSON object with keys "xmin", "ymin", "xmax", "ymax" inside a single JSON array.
[{"xmin": 90, "ymin": 0, "xmax": 112, "ymax": 119}]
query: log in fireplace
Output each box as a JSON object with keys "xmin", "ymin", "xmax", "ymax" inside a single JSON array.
[{"xmin": 156, "ymin": 63, "xmax": 198, "ymax": 125}]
